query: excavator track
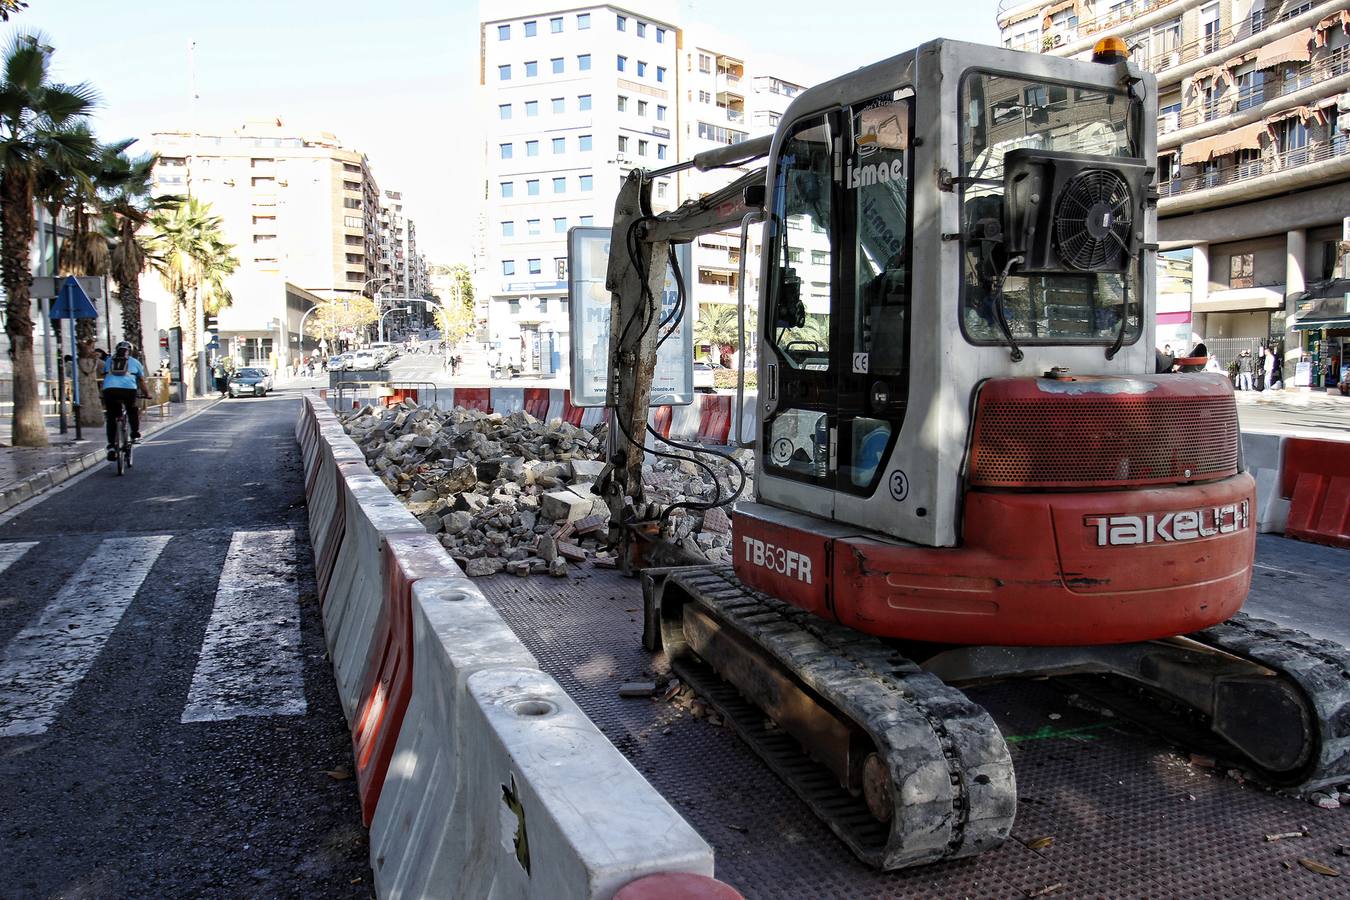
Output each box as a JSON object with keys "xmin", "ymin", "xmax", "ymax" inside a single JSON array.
[
  {"xmin": 657, "ymin": 567, "xmax": 1017, "ymax": 871},
  {"xmin": 1185, "ymin": 613, "xmax": 1350, "ymax": 794}
]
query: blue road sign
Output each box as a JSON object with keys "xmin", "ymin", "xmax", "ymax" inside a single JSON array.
[{"xmin": 49, "ymin": 276, "xmax": 99, "ymax": 320}]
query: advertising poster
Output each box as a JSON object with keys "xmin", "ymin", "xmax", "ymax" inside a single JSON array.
[{"xmin": 568, "ymin": 226, "xmax": 694, "ymax": 407}]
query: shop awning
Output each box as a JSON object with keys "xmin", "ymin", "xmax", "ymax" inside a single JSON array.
[
  {"xmin": 1263, "ymin": 105, "xmax": 1317, "ymax": 130},
  {"xmin": 1253, "ymin": 29, "xmax": 1314, "ymax": 71},
  {"xmin": 1179, "ymin": 121, "xmax": 1267, "ymax": 165},
  {"xmin": 1315, "ymin": 9, "xmax": 1350, "ymax": 47},
  {"xmin": 1289, "ymin": 279, "xmax": 1350, "ymax": 329},
  {"xmin": 1189, "ymin": 65, "xmax": 1233, "ymax": 89}
]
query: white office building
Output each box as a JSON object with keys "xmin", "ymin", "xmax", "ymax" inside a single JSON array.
[{"xmin": 478, "ymin": 0, "xmax": 680, "ymax": 375}]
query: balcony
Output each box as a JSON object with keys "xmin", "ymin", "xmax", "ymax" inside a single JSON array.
[
  {"xmin": 1159, "ymin": 45, "xmax": 1350, "ymax": 135},
  {"xmin": 1160, "ymin": 137, "xmax": 1350, "ymax": 198}
]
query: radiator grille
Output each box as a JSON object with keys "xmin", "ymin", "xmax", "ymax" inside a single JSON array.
[{"xmin": 969, "ymin": 394, "xmax": 1240, "ymax": 489}]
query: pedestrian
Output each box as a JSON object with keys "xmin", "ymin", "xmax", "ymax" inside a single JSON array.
[
  {"xmin": 212, "ymin": 358, "xmax": 229, "ymax": 398},
  {"xmin": 1237, "ymin": 349, "xmax": 1254, "ymax": 391},
  {"xmin": 1268, "ymin": 347, "xmax": 1283, "ymax": 390},
  {"xmin": 1204, "ymin": 353, "xmax": 1222, "ymax": 373},
  {"xmin": 454, "ymin": 355, "xmax": 462, "ymax": 377},
  {"xmin": 1262, "ymin": 346, "xmax": 1277, "ymax": 391}
]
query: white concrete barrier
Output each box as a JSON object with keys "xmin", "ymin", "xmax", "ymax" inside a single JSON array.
[
  {"xmin": 546, "ymin": 389, "xmax": 566, "ymax": 424},
  {"xmin": 1242, "ymin": 431, "xmax": 1290, "ymax": 534},
  {"xmin": 733, "ymin": 391, "xmax": 758, "ymax": 448},
  {"xmin": 492, "ymin": 387, "xmax": 526, "ymax": 415},
  {"xmin": 370, "ymin": 578, "xmax": 714, "ymax": 899},
  {"xmin": 669, "ymin": 401, "xmax": 702, "ymax": 442},
  {"xmin": 324, "ymin": 473, "xmax": 426, "ymax": 721}
]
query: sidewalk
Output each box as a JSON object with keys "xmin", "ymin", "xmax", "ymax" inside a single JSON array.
[
  {"xmin": 0, "ymin": 397, "xmax": 221, "ymax": 515},
  {"xmin": 1234, "ymin": 387, "xmax": 1348, "ymax": 407}
]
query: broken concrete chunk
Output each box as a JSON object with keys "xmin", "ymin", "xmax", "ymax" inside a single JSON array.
[
  {"xmin": 619, "ymin": 682, "xmax": 657, "ymax": 698},
  {"xmin": 540, "ymin": 490, "xmax": 591, "ymax": 523}
]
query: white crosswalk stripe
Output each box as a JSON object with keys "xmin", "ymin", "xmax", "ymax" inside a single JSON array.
[
  {"xmin": 0, "ymin": 535, "xmax": 171, "ymax": 737},
  {"xmin": 0, "ymin": 542, "xmax": 38, "ymax": 577},
  {"xmin": 181, "ymin": 528, "xmax": 307, "ymax": 723}
]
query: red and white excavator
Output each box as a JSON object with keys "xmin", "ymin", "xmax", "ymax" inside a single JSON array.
[{"xmin": 589, "ymin": 36, "xmax": 1350, "ymax": 870}]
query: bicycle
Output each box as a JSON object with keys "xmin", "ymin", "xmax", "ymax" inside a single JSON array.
[{"xmin": 111, "ymin": 405, "xmax": 133, "ymax": 476}]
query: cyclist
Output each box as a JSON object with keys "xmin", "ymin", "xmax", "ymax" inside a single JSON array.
[{"xmin": 102, "ymin": 341, "xmax": 147, "ymax": 460}]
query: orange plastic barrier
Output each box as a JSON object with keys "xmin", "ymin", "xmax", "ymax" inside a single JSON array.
[
  {"xmin": 652, "ymin": 405, "xmax": 673, "ymax": 438},
  {"xmin": 562, "ymin": 390, "xmax": 587, "ymax": 426},
  {"xmin": 455, "ymin": 387, "xmax": 491, "ymax": 412},
  {"xmin": 352, "ymin": 533, "xmax": 462, "ymax": 826},
  {"xmin": 1282, "ymin": 438, "xmax": 1350, "ymax": 549},
  {"xmin": 524, "ymin": 387, "xmax": 551, "ymax": 419},
  {"xmin": 386, "ymin": 388, "xmax": 419, "ymax": 407},
  {"xmin": 696, "ymin": 395, "xmax": 732, "ymax": 444}
]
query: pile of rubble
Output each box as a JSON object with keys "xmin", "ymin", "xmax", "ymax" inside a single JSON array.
[{"xmin": 341, "ymin": 401, "xmax": 752, "ymax": 577}]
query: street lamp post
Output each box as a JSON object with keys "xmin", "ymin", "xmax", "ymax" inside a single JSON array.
[{"xmin": 379, "ymin": 306, "xmax": 410, "ymax": 345}]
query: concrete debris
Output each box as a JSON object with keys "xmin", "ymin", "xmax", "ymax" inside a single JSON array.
[
  {"xmin": 619, "ymin": 682, "xmax": 658, "ymax": 698},
  {"xmin": 341, "ymin": 400, "xmax": 754, "ymax": 576}
]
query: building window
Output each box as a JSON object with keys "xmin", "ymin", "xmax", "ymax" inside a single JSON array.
[
  {"xmin": 552, "ymin": 137, "xmax": 565, "ymax": 153},
  {"xmin": 498, "ymin": 64, "xmax": 511, "ymax": 80},
  {"xmin": 579, "ymin": 134, "xmax": 592, "ymax": 150},
  {"xmin": 525, "ymin": 100, "xmax": 539, "ymax": 116},
  {"xmin": 656, "ymin": 104, "xmax": 667, "ymax": 121},
  {"xmin": 577, "ymin": 12, "xmax": 590, "ymax": 29},
  {"xmin": 618, "ymin": 135, "xmax": 629, "ymax": 152},
  {"xmin": 617, "ymin": 55, "xmax": 627, "ymax": 72},
  {"xmin": 526, "ymin": 140, "xmax": 539, "ymax": 156},
  {"xmin": 553, "ymin": 176, "xmax": 566, "ymax": 193},
  {"xmin": 342, "ymin": 197, "xmax": 361, "ymax": 209},
  {"xmin": 550, "ymin": 16, "xmax": 563, "ymax": 33},
  {"xmin": 528, "ymin": 258, "xmax": 542, "ymax": 275},
  {"xmin": 638, "ymin": 139, "xmax": 649, "ymax": 156},
  {"xmin": 656, "ymin": 66, "xmax": 666, "ymax": 83},
  {"xmin": 698, "ymin": 53, "xmax": 712, "ymax": 73},
  {"xmin": 528, "ymin": 219, "xmax": 541, "ymax": 235},
  {"xmin": 580, "ymin": 175, "xmax": 593, "ymax": 191},
  {"xmin": 637, "ymin": 100, "xmax": 648, "ymax": 116},
  {"xmin": 252, "ymin": 176, "xmax": 275, "ymax": 187},
  {"xmin": 617, "ymin": 95, "xmax": 628, "ymax": 112},
  {"xmin": 553, "ymin": 217, "xmax": 567, "ymax": 233},
  {"xmin": 1229, "ymin": 253, "xmax": 1254, "ymax": 289},
  {"xmin": 344, "ymin": 216, "xmax": 362, "ymax": 228},
  {"xmin": 508, "ymin": 299, "xmax": 521, "ymax": 314},
  {"xmin": 580, "ymin": 215, "xmax": 593, "ymax": 226},
  {"xmin": 524, "ymin": 20, "xmax": 537, "ymax": 37},
  {"xmin": 500, "ymin": 182, "xmax": 514, "ymax": 198},
  {"xmin": 501, "ymin": 221, "xmax": 515, "ymax": 237},
  {"xmin": 552, "ymin": 97, "xmax": 565, "ymax": 113},
  {"xmin": 698, "ymin": 90, "xmax": 711, "ymax": 103},
  {"xmin": 527, "ymin": 179, "xmax": 540, "ymax": 195},
  {"xmin": 503, "ymin": 260, "xmax": 516, "ymax": 276},
  {"xmin": 499, "ymin": 142, "xmax": 513, "ymax": 159},
  {"xmin": 811, "ymin": 249, "xmax": 828, "ymax": 265},
  {"xmin": 657, "ymin": 26, "xmax": 666, "ymax": 43},
  {"xmin": 697, "ymin": 121, "xmax": 748, "ymax": 145},
  {"xmin": 498, "ymin": 24, "xmax": 510, "ymax": 40},
  {"xmin": 499, "ymin": 103, "xmax": 512, "ymax": 119},
  {"xmin": 579, "ymin": 94, "xmax": 592, "ymax": 110},
  {"xmin": 657, "ymin": 143, "xmax": 667, "ymax": 160},
  {"xmin": 525, "ymin": 60, "xmax": 538, "ymax": 77},
  {"xmin": 342, "ymin": 180, "xmax": 361, "ymax": 191},
  {"xmin": 637, "ymin": 21, "xmax": 646, "ymax": 37},
  {"xmin": 253, "ymin": 233, "xmax": 277, "ymax": 243},
  {"xmin": 637, "ymin": 60, "xmax": 647, "ymax": 77},
  {"xmin": 552, "ymin": 57, "xmax": 564, "ymax": 74},
  {"xmin": 616, "ymin": 14, "xmax": 626, "ymax": 31},
  {"xmin": 578, "ymin": 53, "xmax": 591, "ymax": 71},
  {"xmin": 656, "ymin": 181, "xmax": 667, "ymax": 199}
]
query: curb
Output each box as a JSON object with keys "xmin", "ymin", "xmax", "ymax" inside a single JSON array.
[{"xmin": 0, "ymin": 397, "xmax": 224, "ymax": 516}]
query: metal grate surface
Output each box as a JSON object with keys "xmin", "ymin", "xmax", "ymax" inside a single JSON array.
[
  {"xmin": 970, "ymin": 395, "xmax": 1240, "ymax": 488},
  {"xmin": 478, "ymin": 569, "xmax": 1350, "ymax": 899}
]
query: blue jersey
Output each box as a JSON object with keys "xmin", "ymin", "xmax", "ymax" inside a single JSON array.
[{"xmin": 103, "ymin": 355, "xmax": 144, "ymax": 391}]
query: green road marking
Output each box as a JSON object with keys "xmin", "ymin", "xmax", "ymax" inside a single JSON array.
[{"xmin": 1005, "ymin": 722, "xmax": 1115, "ymax": 744}]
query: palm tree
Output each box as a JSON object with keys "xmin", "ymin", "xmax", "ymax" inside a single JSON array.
[
  {"xmin": 101, "ymin": 147, "xmax": 162, "ymax": 357},
  {"xmin": 0, "ymin": 32, "xmax": 98, "ymax": 446},
  {"xmin": 693, "ymin": 303, "xmax": 757, "ymax": 366},
  {"xmin": 147, "ymin": 197, "xmax": 235, "ymax": 396}
]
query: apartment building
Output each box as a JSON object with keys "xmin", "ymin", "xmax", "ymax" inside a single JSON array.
[
  {"xmin": 149, "ymin": 119, "xmax": 388, "ymax": 367},
  {"xmin": 679, "ymin": 37, "xmax": 808, "ymax": 362},
  {"xmin": 997, "ymin": 0, "xmax": 1350, "ymax": 389},
  {"xmin": 478, "ymin": 0, "xmax": 681, "ymax": 373}
]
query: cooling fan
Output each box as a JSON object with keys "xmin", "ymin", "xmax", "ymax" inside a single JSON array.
[{"xmin": 1053, "ymin": 169, "xmax": 1134, "ymax": 271}]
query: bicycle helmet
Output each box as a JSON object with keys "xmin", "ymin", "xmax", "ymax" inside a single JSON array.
[{"xmin": 114, "ymin": 340, "xmax": 132, "ymax": 355}]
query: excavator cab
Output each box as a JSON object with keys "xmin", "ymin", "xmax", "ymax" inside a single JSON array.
[{"xmin": 599, "ymin": 38, "xmax": 1346, "ymax": 873}]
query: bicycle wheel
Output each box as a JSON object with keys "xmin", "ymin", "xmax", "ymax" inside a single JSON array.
[{"xmin": 116, "ymin": 415, "xmax": 127, "ymax": 476}]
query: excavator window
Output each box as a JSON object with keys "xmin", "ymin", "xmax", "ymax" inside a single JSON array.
[
  {"xmin": 958, "ymin": 70, "xmax": 1143, "ymax": 347},
  {"xmin": 763, "ymin": 91, "xmax": 913, "ymax": 496}
]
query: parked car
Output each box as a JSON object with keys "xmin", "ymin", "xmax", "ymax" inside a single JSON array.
[
  {"xmin": 328, "ymin": 353, "xmax": 352, "ymax": 371},
  {"xmin": 693, "ymin": 360, "xmax": 719, "ymax": 393},
  {"xmin": 349, "ymin": 349, "xmax": 381, "ymax": 371},
  {"xmin": 369, "ymin": 341, "xmax": 398, "ymax": 364},
  {"xmin": 228, "ymin": 367, "xmax": 274, "ymax": 398}
]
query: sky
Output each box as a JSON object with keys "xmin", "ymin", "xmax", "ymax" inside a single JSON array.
[{"xmin": 15, "ymin": 0, "xmax": 1000, "ymax": 264}]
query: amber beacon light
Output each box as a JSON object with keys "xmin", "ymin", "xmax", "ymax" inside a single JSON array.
[{"xmin": 1092, "ymin": 36, "xmax": 1130, "ymax": 63}]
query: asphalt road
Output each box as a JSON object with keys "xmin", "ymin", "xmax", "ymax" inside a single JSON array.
[{"xmin": 0, "ymin": 391, "xmax": 368, "ymax": 898}]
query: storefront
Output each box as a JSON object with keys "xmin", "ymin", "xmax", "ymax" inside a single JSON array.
[{"xmin": 1289, "ymin": 279, "xmax": 1350, "ymax": 389}]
